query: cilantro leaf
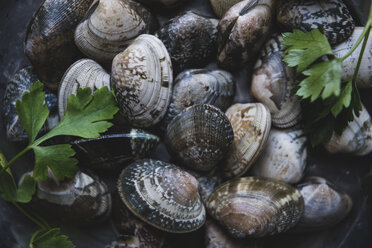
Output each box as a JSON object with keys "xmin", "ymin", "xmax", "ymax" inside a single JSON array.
[
  {"xmin": 282, "ymin": 29, "xmax": 333, "ymax": 72},
  {"xmin": 16, "ymin": 175, "xmax": 36, "ymax": 203},
  {"xmin": 30, "ymin": 228, "xmax": 74, "ymax": 248},
  {"xmin": 33, "ymin": 145, "xmax": 78, "ymax": 181},
  {"xmin": 16, "ymin": 81, "xmax": 49, "ymax": 144},
  {"xmin": 331, "ymin": 80, "xmax": 352, "ymax": 117}
]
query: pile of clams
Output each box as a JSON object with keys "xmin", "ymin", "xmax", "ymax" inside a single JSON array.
[{"xmin": 3, "ymin": 0, "xmax": 371, "ymax": 247}]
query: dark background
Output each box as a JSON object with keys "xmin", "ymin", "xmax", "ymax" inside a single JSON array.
[{"xmin": 0, "ymin": 0, "xmax": 371, "ymax": 247}]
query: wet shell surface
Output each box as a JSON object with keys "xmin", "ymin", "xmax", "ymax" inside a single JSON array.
[
  {"xmin": 209, "ymin": 0, "xmax": 243, "ymax": 18},
  {"xmin": 21, "ymin": 170, "xmax": 111, "ymax": 224},
  {"xmin": 156, "ymin": 11, "xmax": 218, "ymax": 73},
  {"xmin": 251, "ymin": 128, "xmax": 308, "ymax": 184},
  {"xmin": 165, "ymin": 104, "xmax": 234, "ymax": 172},
  {"xmin": 333, "ymin": 27, "xmax": 372, "ymax": 88},
  {"xmin": 251, "ymin": 35, "xmax": 301, "ymax": 128},
  {"xmin": 58, "ymin": 59, "xmax": 110, "ymax": 118},
  {"xmin": 296, "ymin": 177, "xmax": 352, "ymax": 230},
  {"xmin": 24, "ymin": 0, "xmax": 93, "ymax": 89},
  {"xmin": 117, "ymin": 159, "xmax": 206, "ymax": 233},
  {"xmin": 223, "ymin": 103, "xmax": 271, "ymax": 179},
  {"xmin": 217, "ymin": 0, "xmax": 274, "ymax": 69},
  {"xmin": 162, "ymin": 69, "xmax": 235, "ymax": 129},
  {"xmin": 111, "ymin": 34, "xmax": 173, "ymax": 128},
  {"xmin": 323, "ymin": 105, "xmax": 372, "ymax": 156},
  {"xmin": 277, "ymin": 0, "xmax": 355, "ymax": 45},
  {"xmin": 75, "ymin": 0, "xmax": 157, "ymax": 64},
  {"xmin": 72, "ymin": 127, "xmax": 159, "ymax": 169},
  {"xmin": 136, "ymin": 0, "xmax": 187, "ymax": 8},
  {"xmin": 206, "ymin": 177, "xmax": 304, "ymax": 238},
  {"xmin": 2, "ymin": 67, "xmax": 59, "ymax": 142}
]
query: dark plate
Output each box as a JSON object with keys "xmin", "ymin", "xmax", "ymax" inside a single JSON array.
[{"xmin": 0, "ymin": 0, "xmax": 372, "ymax": 247}]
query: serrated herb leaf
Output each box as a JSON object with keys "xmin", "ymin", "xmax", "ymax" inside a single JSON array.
[
  {"xmin": 16, "ymin": 175, "xmax": 36, "ymax": 203},
  {"xmin": 30, "ymin": 228, "xmax": 74, "ymax": 248},
  {"xmin": 16, "ymin": 81, "xmax": 49, "ymax": 144},
  {"xmin": 331, "ymin": 80, "xmax": 353, "ymax": 117}
]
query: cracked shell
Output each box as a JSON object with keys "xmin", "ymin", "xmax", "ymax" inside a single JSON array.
[
  {"xmin": 118, "ymin": 159, "xmax": 206, "ymax": 233},
  {"xmin": 206, "ymin": 177, "xmax": 304, "ymax": 238}
]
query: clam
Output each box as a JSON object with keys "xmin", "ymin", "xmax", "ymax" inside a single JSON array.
[
  {"xmin": 197, "ymin": 174, "xmax": 222, "ymax": 205},
  {"xmin": 251, "ymin": 35, "xmax": 301, "ymax": 128},
  {"xmin": 165, "ymin": 104, "xmax": 234, "ymax": 172},
  {"xmin": 251, "ymin": 127, "xmax": 308, "ymax": 184},
  {"xmin": 223, "ymin": 103, "xmax": 271, "ymax": 179},
  {"xmin": 111, "ymin": 34, "xmax": 173, "ymax": 128},
  {"xmin": 136, "ymin": 0, "xmax": 187, "ymax": 8},
  {"xmin": 296, "ymin": 177, "xmax": 352, "ymax": 230},
  {"xmin": 209, "ymin": 0, "xmax": 243, "ymax": 18},
  {"xmin": 162, "ymin": 69, "xmax": 235, "ymax": 129},
  {"xmin": 333, "ymin": 27, "xmax": 372, "ymax": 88},
  {"xmin": 206, "ymin": 177, "xmax": 304, "ymax": 238},
  {"xmin": 2, "ymin": 67, "xmax": 59, "ymax": 142},
  {"xmin": 24, "ymin": 0, "xmax": 93, "ymax": 89},
  {"xmin": 156, "ymin": 11, "xmax": 219, "ymax": 73},
  {"xmin": 58, "ymin": 59, "xmax": 110, "ymax": 118},
  {"xmin": 20, "ymin": 170, "xmax": 111, "ymax": 224},
  {"xmin": 277, "ymin": 0, "xmax": 355, "ymax": 45},
  {"xmin": 323, "ymin": 105, "xmax": 372, "ymax": 156},
  {"xmin": 75, "ymin": 0, "xmax": 158, "ymax": 64},
  {"xmin": 72, "ymin": 127, "xmax": 159, "ymax": 169},
  {"xmin": 117, "ymin": 159, "xmax": 206, "ymax": 233},
  {"xmin": 217, "ymin": 0, "xmax": 274, "ymax": 69}
]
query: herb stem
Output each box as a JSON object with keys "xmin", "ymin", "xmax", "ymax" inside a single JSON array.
[
  {"xmin": 0, "ymin": 146, "xmax": 32, "ymax": 176},
  {"xmin": 12, "ymin": 202, "xmax": 47, "ymax": 230},
  {"xmin": 352, "ymin": 25, "xmax": 371, "ymax": 85}
]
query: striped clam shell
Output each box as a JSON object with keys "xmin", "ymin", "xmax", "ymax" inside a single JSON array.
[
  {"xmin": 58, "ymin": 59, "xmax": 110, "ymax": 118},
  {"xmin": 111, "ymin": 34, "xmax": 173, "ymax": 128},
  {"xmin": 251, "ymin": 127, "xmax": 308, "ymax": 184},
  {"xmin": 162, "ymin": 69, "xmax": 235, "ymax": 129},
  {"xmin": 217, "ymin": 0, "xmax": 274, "ymax": 69},
  {"xmin": 206, "ymin": 177, "xmax": 304, "ymax": 238},
  {"xmin": 223, "ymin": 103, "xmax": 271, "ymax": 179},
  {"xmin": 165, "ymin": 104, "xmax": 234, "ymax": 172},
  {"xmin": 118, "ymin": 159, "xmax": 206, "ymax": 233},
  {"xmin": 251, "ymin": 35, "xmax": 301, "ymax": 128},
  {"xmin": 24, "ymin": 0, "xmax": 93, "ymax": 89},
  {"xmin": 296, "ymin": 177, "xmax": 352, "ymax": 230},
  {"xmin": 209, "ymin": 0, "xmax": 243, "ymax": 18},
  {"xmin": 277, "ymin": 0, "xmax": 355, "ymax": 45}
]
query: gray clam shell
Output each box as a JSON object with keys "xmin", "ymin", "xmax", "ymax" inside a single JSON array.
[
  {"xmin": 277, "ymin": 0, "xmax": 355, "ymax": 45},
  {"xmin": 209, "ymin": 0, "xmax": 243, "ymax": 18}
]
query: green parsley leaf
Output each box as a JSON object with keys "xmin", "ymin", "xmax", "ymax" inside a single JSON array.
[
  {"xmin": 16, "ymin": 81, "xmax": 49, "ymax": 144},
  {"xmin": 30, "ymin": 228, "xmax": 74, "ymax": 248},
  {"xmin": 331, "ymin": 80, "xmax": 352, "ymax": 117},
  {"xmin": 0, "ymin": 169, "xmax": 17, "ymax": 202},
  {"xmin": 16, "ymin": 175, "xmax": 36, "ymax": 203}
]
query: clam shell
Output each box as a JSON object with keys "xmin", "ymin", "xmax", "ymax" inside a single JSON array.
[
  {"xmin": 277, "ymin": 0, "xmax": 355, "ymax": 45},
  {"xmin": 209, "ymin": 0, "xmax": 243, "ymax": 18},
  {"xmin": 136, "ymin": 0, "xmax": 187, "ymax": 8},
  {"xmin": 156, "ymin": 11, "xmax": 218, "ymax": 73},
  {"xmin": 111, "ymin": 34, "xmax": 173, "ymax": 128},
  {"xmin": 24, "ymin": 0, "xmax": 93, "ymax": 89},
  {"xmin": 165, "ymin": 104, "xmax": 234, "ymax": 172},
  {"xmin": 323, "ymin": 105, "xmax": 372, "ymax": 156},
  {"xmin": 296, "ymin": 177, "xmax": 352, "ymax": 230},
  {"xmin": 58, "ymin": 59, "xmax": 110, "ymax": 118},
  {"xmin": 217, "ymin": 0, "xmax": 274, "ymax": 69},
  {"xmin": 333, "ymin": 27, "xmax": 372, "ymax": 88},
  {"xmin": 206, "ymin": 177, "xmax": 304, "ymax": 238},
  {"xmin": 223, "ymin": 103, "xmax": 271, "ymax": 179},
  {"xmin": 251, "ymin": 128, "xmax": 307, "ymax": 184},
  {"xmin": 118, "ymin": 159, "xmax": 206, "ymax": 233},
  {"xmin": 162, "ymin": 69, "xmax": 235, "ymax": 129},
  {"xmin": 251, "ymin": 35, "xmax": 301, "ymax": 128}
]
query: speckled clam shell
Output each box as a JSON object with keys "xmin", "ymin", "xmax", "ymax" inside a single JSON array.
[
  {"xmin": 118, "ymin": 159, "xmax": 206, "ymax": 233},
  {"xmin": 217, "ymin": 0, "xmax": 274, "ymax": 69},
  {"xmin": 296, "ymin": 177, "xmax": 352, "ymax": 230},
  {"xmin": 21, "ymin": 170, "xmax": 111, "ymax": 224},
  {"xmin": 277, "ymin": 0, "xmax": 355, "ymax": 45},
  {"xmin": 111, "ymin": 34, "xmax": 173, "ymax": 128},
  {"xmin": 24, "ymin": 0, "xmax": 93, "ymax": 89},
  {"xmin": 252, "ymin": 35, "xmax": 301, "ymax": 128},
  {"xmin": 207, "ymin": 177, "xmax": 304, "ymax": 238},
  {"xmin": 156, "ymin": 11, "xmax": 218, "ymax": 73},
  {"xmin": 323, "ymin": 105, "xmax": 372, "ymax": 156},
  {"xmin": 75, "ymin": 0, "xmax": 157, "ymax": 64},
  {"xmin": 165, "ymin": 104, "xmax": 234, "ymax": 172},
  {"xmin": 251, "ymin": 128, "xmax": 307, "ymax": 184},
  {"xmin": 162, "ymin": 69, "xmax": 235, "ymax": 129},
  {"xmin": 209, "ymin": 0, "xmax": 243, "ymax": 18},
  {"xmin": 58, "ymin": 59, "xmax": 110, "ymax": 118},
  {"xmin": 223, "ymin": 103, "xmax": 271, "ymax": 179},
  {"xmin": 2, "ymin": 67, "xmax": 59, "ymax": 142},
  {"xmin": 72, "ymin": 127, "xmax": 159, "ymax": 169},
  {"xmin": 136, "ymin": 0, "xmax": 187, "ymax": 8},
  {"xmin": 333, "ymin": 27, "xmax": 372, "ymax": 88}
]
